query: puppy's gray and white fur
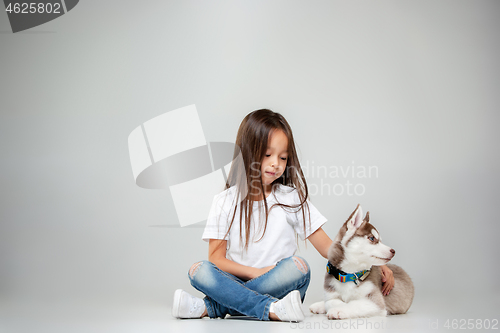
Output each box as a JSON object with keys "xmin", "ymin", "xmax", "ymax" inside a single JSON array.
[{"xmin": 309, "ymin": 205, "xmax": 414, "ymax": 319}]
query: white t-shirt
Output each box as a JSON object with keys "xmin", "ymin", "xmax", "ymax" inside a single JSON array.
[{"xmin": 202, "ymin": 184, "xmax": 327, "ymax": 268}]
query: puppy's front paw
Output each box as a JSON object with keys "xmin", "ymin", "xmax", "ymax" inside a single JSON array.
[
  {"xmin": 326, "ymin": 308, "xmax": 347, "ymax": 320},
  {"xmin": 309, "ymin": 301, "xmax": 326, "ymax": 314}
]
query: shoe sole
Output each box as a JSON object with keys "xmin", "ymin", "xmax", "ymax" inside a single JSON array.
[
  {"xmin": 172, "ymin": 289, "xmax": 183, "ymax": 318},
  {"xmin": 278, "ymin": 290, "xmax": 304, "ymax": 322},
  {"xmin": 289, "ymin": 291, "xmax": 305, "ymax": 322}
]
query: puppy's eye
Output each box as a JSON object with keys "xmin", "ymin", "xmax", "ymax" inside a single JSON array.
[{"xmin": 369, "ymin": 236, "xmax": 375, "ymax": 242}]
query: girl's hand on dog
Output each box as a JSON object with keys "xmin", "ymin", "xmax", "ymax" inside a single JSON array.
[{"xmin": 381, "ymin": 265, "xmax": 394, "ymax": 296}]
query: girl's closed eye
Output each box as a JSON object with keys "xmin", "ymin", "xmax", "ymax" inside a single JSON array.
[{"xmin": 264, "ymin": 155, "xmax": 287, "ymax": 161}]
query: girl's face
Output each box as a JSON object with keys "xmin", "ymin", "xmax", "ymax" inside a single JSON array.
[{"xmin": 261, "ymin": 129, "xmax": 289, "ymax": 187}]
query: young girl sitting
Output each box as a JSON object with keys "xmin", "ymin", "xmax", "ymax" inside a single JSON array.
[{"xmin": 172, "ymin": 109, "xmax": 394, "ymax": 322}]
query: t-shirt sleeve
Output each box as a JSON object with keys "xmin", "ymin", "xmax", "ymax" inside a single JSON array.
[
  {"xmin": 286, "ymin": 190, "xmax": 327, "ymax": 240},
  {"xmin": 202, "ymin": 193, "xmax": 231, "ymax": 242}
]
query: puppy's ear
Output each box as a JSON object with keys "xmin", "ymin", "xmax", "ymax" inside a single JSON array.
[
  {"xmin": 364, "ymin": 211, "xmax": 370, "ymax": 223},
  {"xmin": 347, "ymin": 204, "xmax": 364, "ymax": 231}
]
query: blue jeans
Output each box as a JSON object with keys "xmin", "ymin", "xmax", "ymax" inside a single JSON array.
[{"xmin": 188, "ymin": 256, "xmax": 310, "ymax": 321}]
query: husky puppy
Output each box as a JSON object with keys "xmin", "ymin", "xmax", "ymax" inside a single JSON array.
[{"xmin": 309, "ymin": 205, "xmax": 414, "ymax": 319}]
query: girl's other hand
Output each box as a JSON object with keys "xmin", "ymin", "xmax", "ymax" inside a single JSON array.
[
  {"xmin": 380, "ymin": 265, "xmax": 394, "ymax": 296},
  {"xmin": 251, "ymin": 265, "xmax": 275, "ymax": 280}
]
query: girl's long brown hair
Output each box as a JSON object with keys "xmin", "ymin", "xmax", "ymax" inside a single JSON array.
[{"xmin": 212, "ymin": 109, "xmax": 312, "ymax": 256}]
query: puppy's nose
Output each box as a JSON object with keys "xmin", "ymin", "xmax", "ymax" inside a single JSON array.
[{"xmin": 390, "ymin": 249, "xmax": 395, "ymax": 254}]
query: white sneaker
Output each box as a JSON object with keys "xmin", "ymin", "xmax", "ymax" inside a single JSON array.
[
  {"xmin": 271, "ymin": 290, "xmax": 305, "ymax": 322},
  {"xmin": 172, "ymin": 289, "xmax": 206, "ymax": 319}
]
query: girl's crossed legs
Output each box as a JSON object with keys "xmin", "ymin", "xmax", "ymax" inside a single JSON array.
[{"xmin": 188, "ymin": 256, "xmax": 310, "ymax": 321}]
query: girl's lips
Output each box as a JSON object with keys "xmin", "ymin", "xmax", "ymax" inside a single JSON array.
[{"xmin": 266, "ymin": 171, "xmax": 276, "ymax": 176}]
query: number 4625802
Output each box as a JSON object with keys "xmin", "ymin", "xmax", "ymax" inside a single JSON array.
[
  {"xmin": 5, "ymin": 2, "xmax": 62, "ymax": 14},
  {"xmin": 444, "ymin": 319, "xmax": 498, "ymax": 330}
]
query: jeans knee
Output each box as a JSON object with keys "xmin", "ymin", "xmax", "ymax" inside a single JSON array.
[
  {"xmin": 188, "ymin": 260, "xmax": 218, "ymax": 292},
  {"xmin": 188, "ymin": 261, "xmax": 205, "ymax": 278},
  {"xmin": 291, "ymin": 256, "xmax": 310, "ymax": 275}
]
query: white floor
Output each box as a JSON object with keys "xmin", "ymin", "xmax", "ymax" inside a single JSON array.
[{"xmin": 2, "ymin": 292, "xmax": 499, "ymax": 333}]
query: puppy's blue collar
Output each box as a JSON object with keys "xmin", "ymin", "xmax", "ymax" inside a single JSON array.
[{"xmin": 326, "ymin": 262, "xmax": 370, "ymax": 285}]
